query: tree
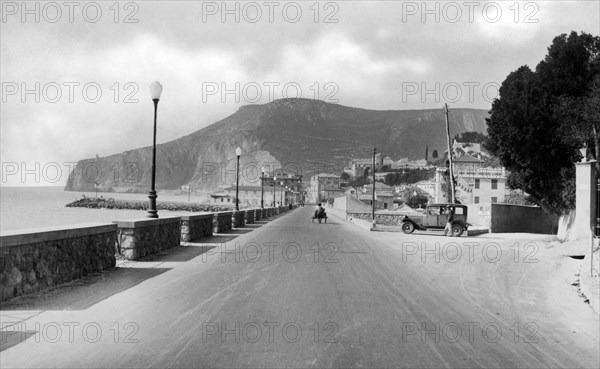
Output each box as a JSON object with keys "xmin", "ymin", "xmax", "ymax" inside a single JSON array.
[
  {"xmin": 340, "ymin": 172, "xmax": 351, "ymax": 181},
  {"xmin": 401, "ymin": 187, "xmax": 430, "ymax": 208},
  {"xmin": 454, "ymin": 131, "xmax": 489, "ymax": 147},
  {"xmin": 486, "ymin": 31, "xmax": 600, "ymax": 214},
  {"xmin": 425, "ymin": 146, "xmax": 429, "ymax": 161}
]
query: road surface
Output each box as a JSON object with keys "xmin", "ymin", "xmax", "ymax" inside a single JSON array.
[{"xmin": 1, "ymin": 207, "xmax": 599, "ymax": 368}]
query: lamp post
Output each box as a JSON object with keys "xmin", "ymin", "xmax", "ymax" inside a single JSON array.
[
  {"xmin": 280, "ymin": 181, "xmax": 284, "ymax": 205},
  {"xmin": 235, "ymin": 147, "xmax": 242, "ymax": 211},
  {"xmin": 147, "ymin": 81, "xmax": 163, "ymax": 218},
  {"xmin": 273, "ymin": 176, "xmax": 277, "ymax": 206},
  {"xmin": 261, "ymin": 166, "xmax": 265, "ymax": 208}
]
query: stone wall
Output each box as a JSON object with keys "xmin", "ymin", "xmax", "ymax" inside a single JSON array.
[
  {"xmin": 0, "ymin": 223, "xmax": 117, "ymax": 302},
  {"xmin": 213, "ymin": 211, "xmax": 233, "ymax": 233},
  {"xmin": 245, "ymin": 209, "xmax": 255, "ymax": 224},
  {"xmin": 232, "ymin": 210, "xmax": 245, "ymax": 228},
  {"xmin": 255, "ymin": 208, "xmax": 262, "ymax": 221},
  {"xmin": 180, "ymin": 213, "xmax": 213, "ymax": 242},
  {"xmin": 347, "ymin": 211, "xmax": 405, "ymax": 226},
  {"xmin": 115, "ymin": 217, "xmax": 181, "ymax": 260},
  {"xmin": 490, "ymin": 204, "xmax": 559, "ymax": 234}
]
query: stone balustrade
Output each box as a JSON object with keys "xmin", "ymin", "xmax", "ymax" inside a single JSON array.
[
  {"xmin": 0, "ymin": 223, "xmax": 117, "ymax": 302},
  {"xmin": 114, "ymin": 217, "xmax": 181, "ymax": 260},
  {"xmin": 213, "ymin": 211, "xmax": 233, "ymax": 233},
  {"xmin": 180, "ymin": 213, "xmax": 214, "ymax": 242}
]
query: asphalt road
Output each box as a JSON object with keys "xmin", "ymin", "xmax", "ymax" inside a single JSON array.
[{"xmin": 1, "ymin": 207, "xmax": 599, "ymax": 368}]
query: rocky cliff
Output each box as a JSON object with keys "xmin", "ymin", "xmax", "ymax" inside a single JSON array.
[{"xmin": 65, "ymin": 98, "xmax": 489, "ymax": 192}]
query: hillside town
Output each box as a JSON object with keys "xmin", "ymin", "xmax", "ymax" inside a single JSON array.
[{"xmin": 212, "ymin": 138, "xmax": 511, "ymax": 214}]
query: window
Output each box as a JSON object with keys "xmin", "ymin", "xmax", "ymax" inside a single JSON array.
[
  {"xmin": 491, "ymin": 197, "xmax": 497, "ymax": 203},
  {"xmin": 475, "ymin": 179, "xmax": 480, "ymax": 189},
  {"xmin": 384, "ymin": 203, "xmax": 388, "ymax": 209},
  {"xmin": 491, "ymin": 179, "xmax": 498, "ymax": 190},
  {"xmin": 428, "ymin": 206, "xmax": 440, "ymax": 215},
  {"xmin": 474, "ymin": 196, "xmax": 479, "ymax": 204}
]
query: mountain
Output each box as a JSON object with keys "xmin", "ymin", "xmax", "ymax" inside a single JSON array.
[{"xmin": 65, "ymin": 98, "xmax": 489, "ymax": 192}]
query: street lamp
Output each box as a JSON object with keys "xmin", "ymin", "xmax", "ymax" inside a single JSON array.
[
  {"xmin": 273, "ymin": 175, "xmax": 277, "ymax": 207},
  {"xmin": 235, "ymin": 147, "xmax": 242, "ymax": 210},
  {"xmin": 147, "ymin": 81, "xmax": 163, "ymax": 218},
  {"xmin": 260, "ymin": 166, "xmax": 265, "ymax": 208},
  {"xmin": 280, "ymin": 181, "xmax": 284, "ymax": 205},
  {"xmin": 285, "ymin": 186, "xmax": 289, "ymax": 205}
]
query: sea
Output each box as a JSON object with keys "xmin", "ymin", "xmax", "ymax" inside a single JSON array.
[{"xmin": 0, "ymin": 186, "xmax": 211, "ymax": 233}]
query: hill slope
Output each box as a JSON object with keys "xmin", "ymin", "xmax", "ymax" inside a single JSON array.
[{"xmin": 65, "ymin": 99, "xmax": 489, "ymax": 192}]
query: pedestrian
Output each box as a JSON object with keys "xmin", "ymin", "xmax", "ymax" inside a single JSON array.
[{"xmin": 444, "ymin": 205, "xmax": 455, "ymax": 237}]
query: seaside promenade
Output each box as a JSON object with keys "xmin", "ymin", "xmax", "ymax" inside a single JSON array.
[{"xmin": 1, "ymin": 207, "xmax": 599, "ymax": 368}]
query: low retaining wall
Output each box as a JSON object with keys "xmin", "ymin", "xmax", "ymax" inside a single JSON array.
[
  {"xmin": 180, "ymin": 213, "xmax": 213, "ymax": 242},
  {"xmin": 0, "ymin": 223, "xmax": 117, "ymax": 302},
  {"xmin": 245, "ymin": 209, "xmax": 255, "ymax": 224},
  {"xmin": 255, "ymin": 209, "xmax": 262, "ymax": 221},
  {"xmin": 233, "ymin": 211, "xmax": 245, "ymax": 228},
  {"xmin": 213, "ymin": 211, "xmax": 233, "ymax": 233},
  {"xmin": 115, "ymin": 217, "xmax": 181, "ymax": 260},
  {"xmin": 347, "ymin": 211, "xmax": 406, "ymax": 226},
  {"xmin": 490, "ymin": 204, "xmax": 559, "ymax": 234}
]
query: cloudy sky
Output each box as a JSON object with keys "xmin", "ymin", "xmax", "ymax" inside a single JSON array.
[{"xmin": 1, "ymin": 0, "xmax": 598, "ymax": 186}]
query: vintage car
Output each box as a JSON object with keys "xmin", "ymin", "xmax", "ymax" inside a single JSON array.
[{"xmin": 401, "ymin": 203, "xmax": 470, "ymax": 237}]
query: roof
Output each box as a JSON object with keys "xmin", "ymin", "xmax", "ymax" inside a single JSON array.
[
  {"xmin": 312, "ymin": 173, "xmax": 341, "ymax": 179},
  {"xmin": 453, "ymin": 154, "xmax": 484, "ymax": 163},
  {"xmin": 224, "ymin": 185, "xmax": 273, "ymax": 191}
]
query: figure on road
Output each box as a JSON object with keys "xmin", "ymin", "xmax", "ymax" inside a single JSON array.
[{"xmin": 443, "ymin": 205, "xmax": 455, "ymax": 236}]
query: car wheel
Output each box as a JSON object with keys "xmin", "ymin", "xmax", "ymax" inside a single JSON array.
[
  {"xmin": 451, "ymin": 223, "xmax": 464, "ymax": 237},
  {"xmin": 402, "ymin": 221, "xmax": 415, "ymax": 234}
]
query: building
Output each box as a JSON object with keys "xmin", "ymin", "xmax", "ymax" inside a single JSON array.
[
  {"xmin": 452, "ymin": 140, "xmax": 482, "ymax": 157},
  {"xmin": 262, "ymin": 170, "xmax": 304, "ymax": 205},
  {"xmin": 345, "ymin": 153, "xmax": 383, "ymax": 177},
  {"xmin": 212, "ymin": 185, "xmax": 280, "ymax": 206},
  {"xmin": 392, "ymin": 158, "xmax": 428, "ymax": 169},
  {"xmin": 309, "ymin": 173, "xmax": 341, "ymax": 203},
  {"xmin": 358, "ymin": 181, "xmax": 395, "ymax": 210},
  {"xmin": 434, "ymin": 154, "xmax": 509, "ymax": 204},
  {"xmin": 414, "ymin": 180, "xmax": 437, "ymax": 198}
]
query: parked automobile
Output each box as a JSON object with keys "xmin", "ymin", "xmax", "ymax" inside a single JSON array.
[{"xmin": 401, "ymin": 203, "xmax": 470, "ymax": 237}]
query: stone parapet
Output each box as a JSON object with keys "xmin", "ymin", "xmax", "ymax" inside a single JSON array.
[
  {"xmin": 232, "ymin": 210, "xmax": 245, "ymax": 228},
  {"xmin": 213, "ymin": 211, "xmax": 233, "ymax": 233},
  {"xmin": 1, "ymin": 223, "xmax": 117, "ymax": 302},
  {"xmin": 114, "ymin": 217, "xmax": 181, "ymax": 260},
  {"xmin": 245, "ymin": 209, "xmax": 255, "ymax": 224},
  {"xmin": 180, "ymin": 213, "xmax": 213, "ymax": 242}
]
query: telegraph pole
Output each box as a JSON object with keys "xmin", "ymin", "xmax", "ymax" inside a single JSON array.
[
  {"xmin": 443, "ymin": 103, "xmax": 456, "ymax": 203},
  {"xmin": 372, "ymin": 147, "xmax": 376, "ymax": 228}
]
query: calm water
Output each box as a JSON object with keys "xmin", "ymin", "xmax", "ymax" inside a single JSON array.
[{"xmin": 0, "ymin": 187, "xmax": 211, "ymax": 232}]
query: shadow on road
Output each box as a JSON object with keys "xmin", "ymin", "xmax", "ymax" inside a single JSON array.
[{"xmin": 0, "ymin": 267, "xmax": 171, "ymax": 312}]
